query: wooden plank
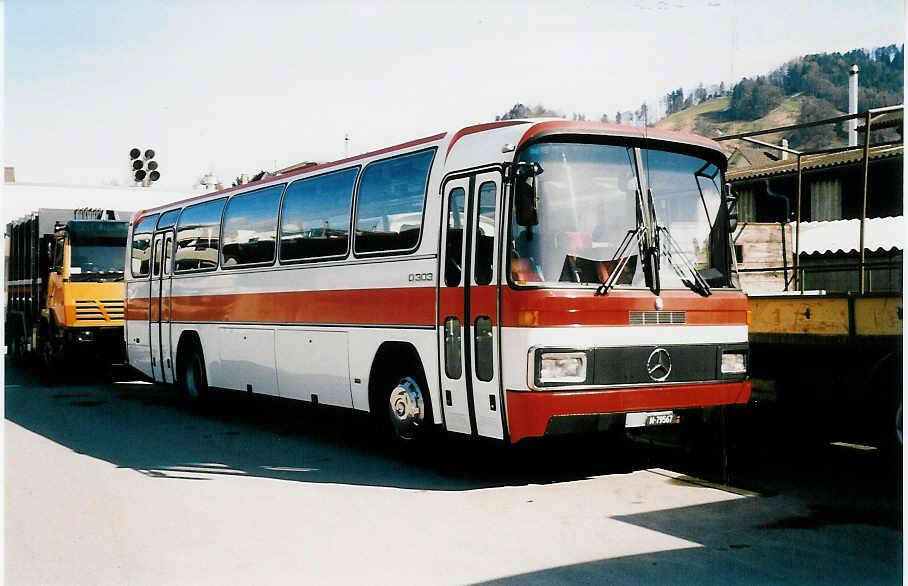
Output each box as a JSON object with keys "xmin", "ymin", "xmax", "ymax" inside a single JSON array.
[
  {"xmin": 854, "ymin": 297, "xmax": 903, "ymax": 336},
  {"xmin": 750, "ymin": 296, "xmax": 849, "ymax": 335}
]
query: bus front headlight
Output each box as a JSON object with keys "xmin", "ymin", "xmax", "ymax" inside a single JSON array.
[
  {"xmin": 539, "ymin": 351, "xmax": 588, "ymax": 383},
  {"xmin": 721, "ymin": 351, "xmax": 747, "ymax": 374}
]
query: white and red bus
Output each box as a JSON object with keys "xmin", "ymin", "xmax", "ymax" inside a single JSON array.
[{"xmin": 125, "ymin": 120, "xmax": 750, "ymax": 444}]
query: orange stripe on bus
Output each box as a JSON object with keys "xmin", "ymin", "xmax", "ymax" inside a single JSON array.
[
  {"xmin": 156, "ymin": 287, "xmax": 437, "ymax": 326},
  {"xmin": 126, "ymin": 297, "xmax": 150, "ymax": 321},
  {"xmin": 127, "ymin": 286, "xmax": 747, "ymax": 327}
]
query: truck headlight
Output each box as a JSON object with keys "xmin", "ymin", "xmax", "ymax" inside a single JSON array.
[
  {"xmin": 539, "ymin": 351, "xmax": 587, "ymax": 383},
  {"xmin": 721, "ymin": 351, "xmax": 746, "ymax": 374}
]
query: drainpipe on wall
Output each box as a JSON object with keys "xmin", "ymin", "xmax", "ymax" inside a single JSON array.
[{"xmin": 764, "ymin": 179, "xmax": 791, "ymax": 290}]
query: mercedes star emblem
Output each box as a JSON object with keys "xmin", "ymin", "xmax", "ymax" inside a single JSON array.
[{"xmin": 646, "ymin": 347, "xmax": 672, "ymax": 382}]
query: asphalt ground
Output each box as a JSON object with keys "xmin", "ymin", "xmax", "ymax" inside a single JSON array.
[{"xmin": 5, "ymin": 361, "xmax": 903, "ymax": 584}]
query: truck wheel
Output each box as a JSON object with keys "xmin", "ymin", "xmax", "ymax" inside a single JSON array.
[
  {"xmin": 8, "ymin": 334, "xmax": 22, "ymax": 367},
  {"xmin": 180, "ymin": 346, "xmax": 209, "ymax": 405},
  {"xmin": 39, "ymin": 324, "xmax": 61, "ymax": 383}
]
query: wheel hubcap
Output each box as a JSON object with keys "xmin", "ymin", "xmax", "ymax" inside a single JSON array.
[{"xmin": 388, "ymin": 377, "xmax": 424, "ymax": 440}]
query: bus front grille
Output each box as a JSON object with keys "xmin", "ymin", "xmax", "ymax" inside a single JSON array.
[{"xmin": 629, "ymin": 311, "xmax": 686, "ymax": 325}]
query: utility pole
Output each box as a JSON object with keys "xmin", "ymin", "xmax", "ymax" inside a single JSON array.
[{"xmin": 848, "ymin": 65, "xmax": 859, "ymax": 147}]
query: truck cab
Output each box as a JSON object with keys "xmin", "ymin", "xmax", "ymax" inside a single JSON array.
[{"xmin": 42, "ymin": 220, "xmax": 129, "ymax": 365}]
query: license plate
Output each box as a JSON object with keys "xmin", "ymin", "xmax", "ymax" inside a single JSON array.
[
  {"xmin": 646, "ymin": 413, "xmax": 676, "ymax": 426},
  {"xmin": 626, "ymin": 410, "xmax": 678, "ymax": 428}
]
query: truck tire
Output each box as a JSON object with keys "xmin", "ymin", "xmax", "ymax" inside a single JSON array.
[{"xmin": 39, "ymin": 322, "xmax": 62, "ymax": 384}]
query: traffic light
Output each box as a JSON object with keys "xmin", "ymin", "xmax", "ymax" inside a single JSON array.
[{"xmin": 129, "ymin": 148, "xmax": 160, "ymax": 185}]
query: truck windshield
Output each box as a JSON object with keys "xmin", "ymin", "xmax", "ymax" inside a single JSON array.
[
  {"xmin": 70, "ymin": 239, "xmax": 126, "ymax": 280},
  {"xmin": 510, "ymin": 141, "xmax": 731, "ymax": 290}
]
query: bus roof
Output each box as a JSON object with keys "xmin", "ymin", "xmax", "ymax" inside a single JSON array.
[{"xmin": 131, "ymin": 120, "xmax": 725, "ymax": 225}]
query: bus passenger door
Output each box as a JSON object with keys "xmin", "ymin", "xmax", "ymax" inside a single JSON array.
[
  {"xmin": 149, "ymin": 234, "xmax": 165, "ymax": 383},
  {"xmin": 467, "ymin": 173, "xmax": 505, "ymax": 439},
  {"xmin": 158, "ymin": 232, "xmax": 175, "ymax": 384},
  {"xmin": 438, "ymin": 171, "xmax": 505, "ymax": 439},
  {"xmin": 438, "ymin": 178, "xmax": 472, "ymax": 434}
]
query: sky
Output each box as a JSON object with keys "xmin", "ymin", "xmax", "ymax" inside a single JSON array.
[{"xmin": 2, "ymin": 0, "xmax": 904, "ymax": 214}]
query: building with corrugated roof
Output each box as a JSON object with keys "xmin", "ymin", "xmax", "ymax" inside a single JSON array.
[{"xmin": 726, "ymin": 139, "xmax": 902, "ymax": 293}]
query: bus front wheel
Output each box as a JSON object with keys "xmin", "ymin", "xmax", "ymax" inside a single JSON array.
[{"xmin": 388, "ymin": 376, "xmax": 427, "ymax": 441}]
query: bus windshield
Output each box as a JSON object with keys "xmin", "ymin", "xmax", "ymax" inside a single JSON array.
[{"xmin": 510, "ymin": 141, "xmax": 731, "ymax": 291}]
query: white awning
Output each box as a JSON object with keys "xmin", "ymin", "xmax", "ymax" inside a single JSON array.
[{"xmin": 797, "ymin": 216, "xmax": 904, "ymax": 255}]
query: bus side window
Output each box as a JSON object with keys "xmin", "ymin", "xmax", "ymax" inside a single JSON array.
[
  {"xmin": 474, "ymin": 182, "xmax": 497, "ymax": 286},
  {"xmin": 163, "ymin": 235, "xmax": 173, "ymax": 275},
  {"xmin": 354, "ymin": 149, "xmax": 435, "ymax": 255},
  {"xmin": 175, "ymin": 199, "xmax": 226, "ymax": 272},
  {"xmin": 131, "ymin": 214, "xmax": 159, "ymax": 278},
  {"xmin": 445, "ymin": 187, "xmax": 466, "ymax": 287},
  {"xmin": 222, "ymin": 184, "xmax": 283, "ymax": 267},
  {"xmin": 280, "ymin": 167, "xmax": 357, "ymax": 262},
  {"xmin": 152, "ymin": 239, "xmax": 163, "ymax": 277},
  {"xmin": 444, "ymin": 317, "xmax": 463, "ymax": 379}
]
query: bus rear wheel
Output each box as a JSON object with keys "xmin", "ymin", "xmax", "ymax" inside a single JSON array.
[{"xmin": 180, "ymin": 347, "xmax": 208, "ymax": 405}]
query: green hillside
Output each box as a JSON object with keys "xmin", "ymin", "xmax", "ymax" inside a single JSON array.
[{"xmin": 655, "ymin": 96, "xmax": 807, "ymax": 141}]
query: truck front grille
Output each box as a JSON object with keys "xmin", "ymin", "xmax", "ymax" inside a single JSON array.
[{"xmin": 75, "ymin": 299, "xmax": 124, "ymax": 322}]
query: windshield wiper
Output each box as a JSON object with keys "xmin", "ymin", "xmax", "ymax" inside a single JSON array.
[
  {"xmin": 595, "ymin": 226, "xmax": 641, "ymax": 296},
  {"xmin": 657, "ymin": 223, "xmax": 712, "ymax": 297},
  {"xmin": 597, "ymin": 173, "xmax": 661, "ymax": 296}
]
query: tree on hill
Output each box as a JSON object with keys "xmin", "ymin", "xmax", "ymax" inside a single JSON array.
[
  {"xmin": 495, "ymin": 103, "xmax": 562, "ymax": 121},
  {"xmin": 729, "ymin": 77, "xmax": 784, "ymax": 120},
  {"xmin": 666, "ymin": 88, "xmax": 685, "ymax": 115},
  {"xmin": 787, "ymin": 97, "xmax": 843, "ymax": 150},
  {"xmin": 757, "ymin": 44, "xmax": 903, "ymax": 111}
]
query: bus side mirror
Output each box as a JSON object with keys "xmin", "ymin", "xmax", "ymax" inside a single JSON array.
[
  {"xmin": 515, "ymin": 162, "xmax": 542, "ymax": 227},
  {"xmin": 724, "ymin": 184, "xmax": 738, "ymax": 232}
]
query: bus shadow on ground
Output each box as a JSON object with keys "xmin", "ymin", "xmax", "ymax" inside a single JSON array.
[
  {"xmin": 6, "ymin": 362, "xmax": 691, "ymax": 491},
  {"xmin": 5, "ymin": 362, "xmax": 901, "ymax": 496}
]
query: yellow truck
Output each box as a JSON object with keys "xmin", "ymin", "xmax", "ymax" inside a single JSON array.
[{"xmin": 6, "ymin": 209, "xmax": 130, "ymax": 370}]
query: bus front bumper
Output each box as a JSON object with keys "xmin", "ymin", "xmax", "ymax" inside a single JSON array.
[{"xmin": 505, "ymin": 380, "xmax": 751, "ymax": 443}]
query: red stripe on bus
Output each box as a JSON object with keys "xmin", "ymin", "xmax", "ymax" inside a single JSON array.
[
  {"xmin": 437, "ymin": 285, "xmax": 498, "ymax": 325},
  {"xmin": 155, "ymin": 287, "xmax": 437, "ymax": 326},
  {"xmin": 506, "ymin": 380, "xmax": 751, "ymax": 443},
  {"xmin": 133, "ymin": 133, "xmax": 448, "ymax": 224},
  {"xmin": 500, "ymin": 288, "xmax": 748, "ymax": 327},
  {"xmin": 438, "ymin": 287, "xmax": 465, "ymax": 320}
]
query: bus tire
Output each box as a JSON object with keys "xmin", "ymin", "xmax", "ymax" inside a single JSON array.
[
  {"xmin": 387, "ymin": 376, "xmax": 429, "ymax": 442},
  {"xmin": 179, "ymin": 344, "xmax": 209, "ymax": 406},
  {"xmin": 369, "ymin": 343, "xmax": 436, "ymax": 447}
]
